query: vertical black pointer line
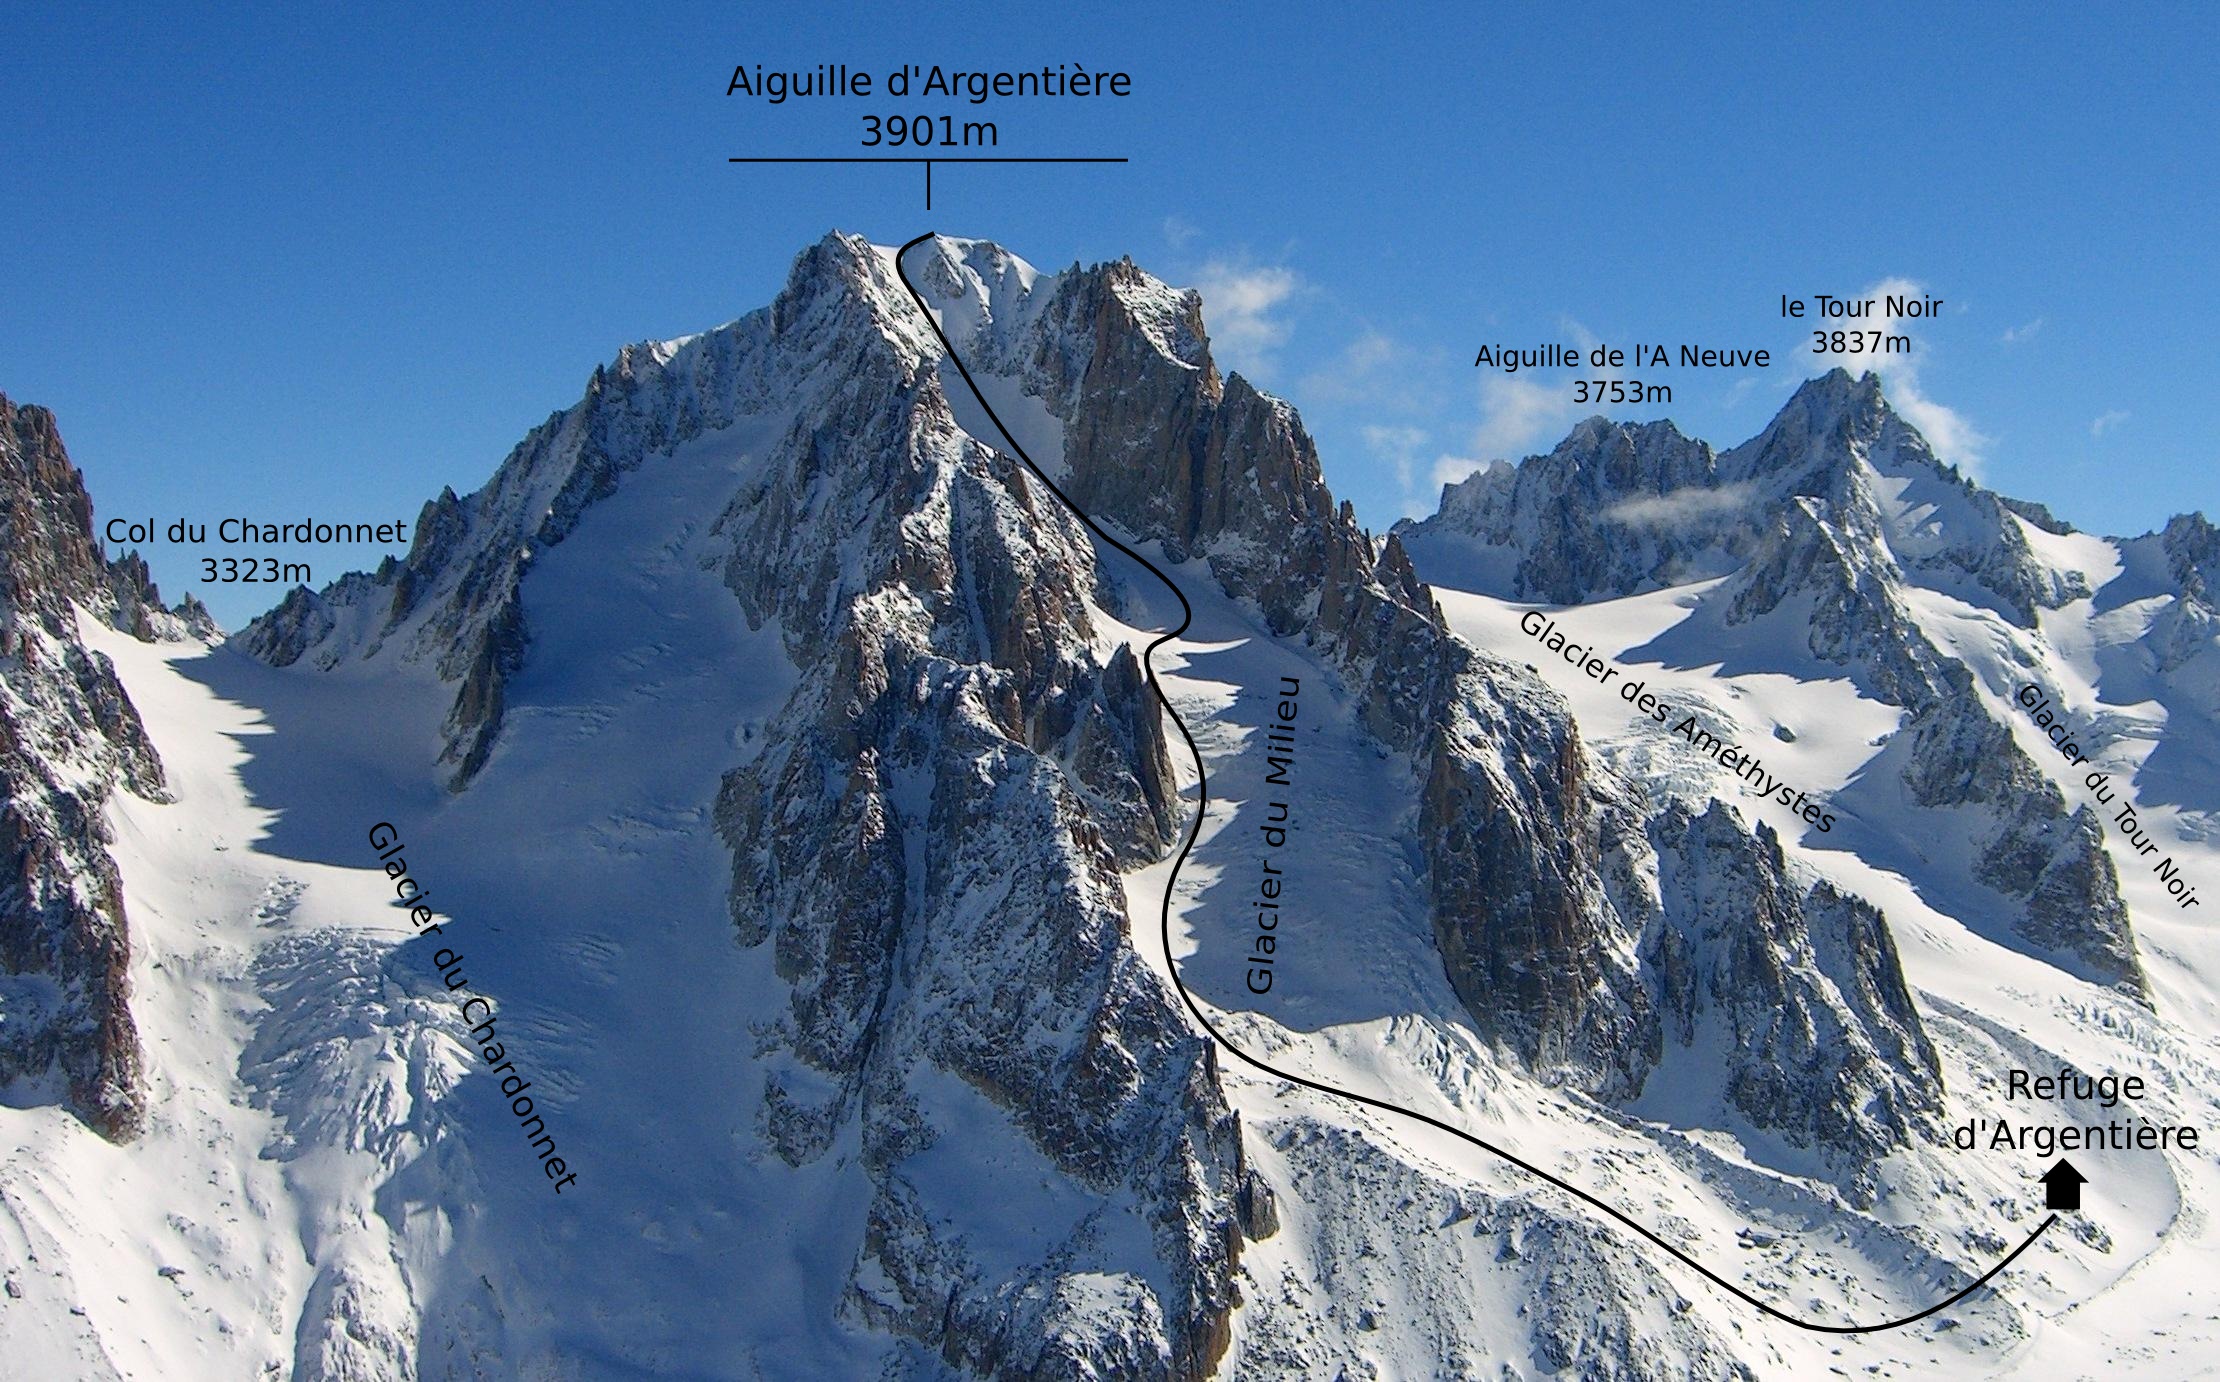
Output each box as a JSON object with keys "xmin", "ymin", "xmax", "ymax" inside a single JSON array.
[
  {"xmin": 729, "ymin": 157, "xmax": 1128, "ymax": 210},
  {"xmin": 893, "ymin": 231, "xmax": 2058, "ymax": 1336}
]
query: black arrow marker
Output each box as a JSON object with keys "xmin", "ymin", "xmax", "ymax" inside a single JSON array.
[
  {"xmin": 894, "ymin": 231, "xmax": 2061, "ymax": 1335},
  {"xmin": 2041, "ymin": 1158, "xmax": 2087, "ymax": 1211}
]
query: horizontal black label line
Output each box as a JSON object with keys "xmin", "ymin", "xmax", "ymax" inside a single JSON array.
[{"xmin": 728, "ymin": 156, "xmax": 1128, "ymax": 163}]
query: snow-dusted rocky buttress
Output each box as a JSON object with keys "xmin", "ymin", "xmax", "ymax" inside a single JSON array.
[{"xmin": 4, "ymin": 237, "xmax": 2219, "ymax": 1379}]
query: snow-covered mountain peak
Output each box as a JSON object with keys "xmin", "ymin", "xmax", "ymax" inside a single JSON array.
[
  {"xmin": 227, "ymin": 232, "xmax": 1252, "ymax": 1372},
  {"xmin": 16, "ymin": 235, "xmax": 2220, "ymax": 1377},
  {"xmin": 2160, "ymin": 510, "xmax": 2220, "ymax": 599},
  {"xmin": 904, "ymin": 233, "xmax": 1055, "ymax": 355},
  {"xmin": 1402, "ymin": 366, "xmax": 2089, "ymax": 625},
  {"xmin": 1757, "ymin": 365, "xmax": 1887, "ymax": 442},
  {"xmin": 1402, "ymin": 363, "xmax": 2156, "ymax": 1000},
  {"xmin": 1723, "ymin": 369, "xmax": 1937, "ymax": 497}
]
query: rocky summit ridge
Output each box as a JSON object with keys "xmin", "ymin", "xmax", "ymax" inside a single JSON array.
[
  {"xmin": 0, "ymin": 235, "xmax": 2198, "ymax": 1377},
  {"xmin": 1402, "ymin": 368, "xmax": 2158, "ymax": 996},
  {"xmin": 218, "ymin": 233, "xmax": 1976, "ymax": 1369}
]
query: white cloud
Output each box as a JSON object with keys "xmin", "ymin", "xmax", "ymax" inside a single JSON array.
[
  {"xmin": 2091, "ymin": 408, "xmax": 2130, "ymax": 438},
  {"xmin": 1890, "ymin": 389, "xmax": 1990, "ymax": 474},
  {"xmin": 2001, "ymin": 316, "xmax": 2045, "ymax": 345},
  {"xmin": 1299, "ymin": 329, "xmax": 1442, "ymax": 414},
  {"xmin": 1432, "ymin": 316, "xmax": 1622, "ymax": 490},
  {"xmin": 1432, "ymin": 381, "xmax": 1546, "ymax": 491},
  {"xmin": 1810, "ymin": 276, "xmax": 1990, "ymax": 475},
  {"xmin": 1602, "ymin": 481, "xmax": 1759, "ymax": 528},
  {"xmin": 1190, "ymin": 259, "xmax": 1302, "ymax": 377},
  {"xmin": 1360, "ymin": 423, "xmax": 1429, "ymax": 494},
  {"xmin": 1162, "ymin": 214, "xmax": 1200, "ymax": 250},
  {"xmin": 1465, "ymin": 374, "xmax": 1563, "ymax": 467},
  {"xmin": 1338, "ymin": 330, "xmax": 1401, "ymax": 375}
]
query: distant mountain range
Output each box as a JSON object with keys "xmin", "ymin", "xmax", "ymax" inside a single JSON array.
[{"xmin": 2, "ymin": 235, "xmax": 2215, "ymax": 1379}]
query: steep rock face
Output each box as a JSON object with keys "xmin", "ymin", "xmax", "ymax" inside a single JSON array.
[
  {"xmin": 1421, "ymin": 658, "xmax": 1654, "ymax": 1084},
  {"xmin": 0, "ymin": 395, "xmax": 198, "ymax": 1140},
  {"xmin": 1635, "ymin": 802, "xmax": 1940, "ymax": 1180},
  {"xmin": 1724, "ymin": 491, "xmax": 1945, "ymax": 706},
  {"xmin": 1402, "ymin": 371, "xmax": 2146, "ymax": 998},
  {"xmin": 918, "ymin": 240, "xmax": 1656, "ymax": 1086},
  {"xmin": 918, "ymin": 241, "xmax": 1935, "ymax": 1161},
  {"xmin": 2160, "ymin": 511, "xmax": 2220, "ymax": 603},
  {"xmin": 1726, "ymin": 406, "xmax": 2141, "ymax": 994},
  {"xmin": 1720, "ymin": 372, "xmax": 2080, "ymax": 624},
  {"xmin": 1416, "ymin": 371, "xmax": 2079, "ymax": 623},
  {"xmin": 1028, "ymin": 256, "xmax": 1405, "ymax": 654},
  {"xmin": 1426, "ymin": 417, "xmax": 1735, "ymax": 603},
  {"xmin": 241, "ymin": 235, "xmax": 1240, "ymax": 1377},
  {"xmin": 1898, "ymin": 689, "xmax": 2143, "ymax": 989},
  {"xmin": 715, "ymin": 238, "xmax": 1238, "ymax": 1379},
  {"xmin": 227, "ymin": 237, "xmax": 1964, "ymax": 1366}
]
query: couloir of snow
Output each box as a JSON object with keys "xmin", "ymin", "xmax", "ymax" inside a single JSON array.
[
  {"xmin": 1, "ymin": 414, "xmax": 891, "ymax": 1377},
  {"xmin": 896, "ymin": 249, "xmax": 2192, "ymax": 1375},
  {"xmin": 8, "ymin": 236, "xmax": 2219, "ymax": 1378},
  {"xmin": 916, "ymin": 243, "xmax": 2220, "ymax": 1374}
]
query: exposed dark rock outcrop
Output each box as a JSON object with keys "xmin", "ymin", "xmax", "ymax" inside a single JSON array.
[
  {"xmin": 1636, "ymin": 801, "xmax": 1941, "ymax": 1181},
  {"xmin": 980, "ymin": 248, "xmax": 1935, "ymax": 1152},
  {"xmin": 223, "ymin": 238, "xmax": 1989, "ymax": 1370},
  {"xmin": 244, "ymin": 237, "xmax": 1245, "ymax": 1378},
  {"xmin": 713, "ymin": 239, "xmax": 1241, "ymax": 1380},
  {"xmin": 1000, "ymin": 251, "xmax": 1658, "ymax": 1084},
  {"xmin": 0, "ymin": 394, "xmax": 202, "ymax": 1140},
  {"xmin": 1402, "ymin": 370, "xmax": 2148, "ymax": 999}
]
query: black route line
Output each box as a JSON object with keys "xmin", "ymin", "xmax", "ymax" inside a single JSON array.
[{"xmin": 893, "ymin": 230, "xmax": 2058, "ymax": 1337}]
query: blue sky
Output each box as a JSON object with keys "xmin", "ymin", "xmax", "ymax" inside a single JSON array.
[{"xmin": 6, "ymin": 4, "xmax": 2213, "ymax": 626}]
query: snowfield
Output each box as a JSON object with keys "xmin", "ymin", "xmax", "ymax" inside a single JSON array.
[{"xmin": 5, "ymin": 235, "xmax": 2218, "ymax": 1379}]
